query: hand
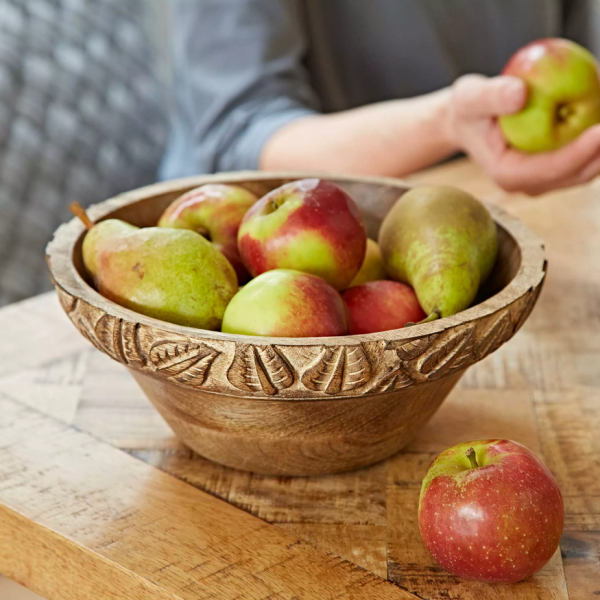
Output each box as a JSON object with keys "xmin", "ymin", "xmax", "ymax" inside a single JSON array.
[{"xmin": 448, "ymin": 74, "xmax": 600, "ymax": 195}]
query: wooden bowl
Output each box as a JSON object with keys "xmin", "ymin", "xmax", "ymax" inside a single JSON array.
[{"xmin": 46, "ymin": 172, "xmax": 546, "ymax": 476}]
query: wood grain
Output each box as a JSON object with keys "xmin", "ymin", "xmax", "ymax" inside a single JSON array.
[{"xmin": 0, "ymin": 396, "xmax": 414, "ymax": 600}]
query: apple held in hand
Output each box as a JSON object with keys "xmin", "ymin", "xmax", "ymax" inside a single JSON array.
[
  {"xmin": 158, "ymin": 184, "xmax": 258, "ymax": 283},
  {"xmin": 222, "ymin": 269, "xmax": 348, "ymax": 337},
  {"xmin": 418, "ymin": 439, "xmax": 564, "ymax": 583},
  {"xmin": 238, "ymin": 179, "xmax": 367, "ymax": 290},
  {"xmin": 342, "ymin": 280, "xmax": 424, "ymax": 334},
  {"xmin": 500, "ymin": 38, "xmax": 600, "ymax": 152}
]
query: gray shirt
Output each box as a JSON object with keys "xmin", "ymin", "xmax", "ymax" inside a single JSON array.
[{"xmin": 160, "ymin": 0, "xmax": 594, "ymax": 179}]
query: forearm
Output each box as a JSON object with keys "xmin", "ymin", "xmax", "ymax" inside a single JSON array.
[{"xmin": 260, "ymin": 88, "xmax": 458, "ymax": 177}]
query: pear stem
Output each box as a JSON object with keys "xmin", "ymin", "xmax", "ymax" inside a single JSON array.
[
  {"xmin": 466, "ymin": 447, "xmax": 479, "ymax": 469},
  {"xmin": 70, "ymin": 202, "xmax": 94, "ymax": 231},
  {"xmin": 419, "ymin": 312, "xmax": 440, "ymax": 324},
  {"xmin": 403, "ymin": 311, "xmax": 440, "ymax": 328}
]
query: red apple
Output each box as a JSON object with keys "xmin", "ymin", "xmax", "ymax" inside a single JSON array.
[
  {"xmin": 342, "ymin": 280, "xmax": 425, "ymax": 334},
  {"xmin": 238, "ymin": 179, "xmax": 366, "ymax": 290},
  {"xmin": 418, "ymin": 439, "xmax": 564, "ymax": 583},
  {"xmin": 221, "ymin": 269, "xmax": 348, "ymax": 337},
  {"xmin": 500, "ymin": 38, "xmax": 600, "ymax": 152},
  {"xmin": 158, "ymin": 183, "xmax": 257, "ymax": 282}
]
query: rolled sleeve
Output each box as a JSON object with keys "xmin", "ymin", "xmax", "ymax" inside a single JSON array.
[{"xmin": 161, "ymin": 0, "xmax": 320, "ymax": 178}]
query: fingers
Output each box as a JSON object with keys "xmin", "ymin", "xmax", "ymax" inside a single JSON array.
[
  {"xmin": 453, "ymin": 74, "xmax": 527, "ymax": 119},
  {"xmin": 486, "ymin": 123, "xmax": 600, "ymax": 195}
]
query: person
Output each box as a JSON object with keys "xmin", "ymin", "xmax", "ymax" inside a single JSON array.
[{"xmin": 160, "ymin": 0, "xmax": 600, "ymax": 196}]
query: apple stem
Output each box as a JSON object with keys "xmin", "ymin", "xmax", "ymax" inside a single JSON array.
[
  {"xmin": 70, "ymin": 202, "xmax": 94, "ymax": 231},
  {"xmin": 466, "ymin": 447, "xmax": 479, "ymax": 469}
]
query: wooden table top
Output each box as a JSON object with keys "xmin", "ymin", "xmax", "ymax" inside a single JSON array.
[{"xmin": 1, "ymin": 159, "xmax": 599, "ymax": 600}]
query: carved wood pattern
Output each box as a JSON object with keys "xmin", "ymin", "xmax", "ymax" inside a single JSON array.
[
  {"xmin": 301, "ymin": 345, "xmax": 371, "ymax": 394},
  {"xmin": 227, "ymin": 344, "xmax": 294, "ymax": 395},
  {"xmin": 55, "ymin": 283, "xmax": 543, "ymax": 399}
]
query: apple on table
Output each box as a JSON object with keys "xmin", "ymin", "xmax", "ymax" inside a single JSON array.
[{"xmin": 418, "ymin": 439, "xmax": 564, "ymax": 583}]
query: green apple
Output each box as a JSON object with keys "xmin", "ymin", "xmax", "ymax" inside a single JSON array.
[
  {"xmin": 500, "ymin": 38, "xmax": 600, "ymax": 152},
  {"xmin": 221, "ymin": 269, "xmax": 348, "ymax": 337},
  {"xmin": 348, "ymin": 239, "xmax": 388, "ymax": 287}
]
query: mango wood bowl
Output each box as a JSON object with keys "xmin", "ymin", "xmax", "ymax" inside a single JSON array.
[{"xmin": 46, "ymin": 172, "xmax": 546, "ymax": 476}]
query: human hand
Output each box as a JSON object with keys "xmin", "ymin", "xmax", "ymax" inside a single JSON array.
[{"xmin": 448, "ymin": 74, "xmax": 600, "ymax": 195}]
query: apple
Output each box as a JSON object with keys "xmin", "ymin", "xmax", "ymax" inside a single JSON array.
[
  {"xmin": 500, "ymin": 38, "xmax": 600, "ymax": 152},
  {"xmin": 221, "ymin": 269, "xmax": 348, "ymax": 337},
  {"xmin": 342, "ymin": 280, "xmax": 424, "ymax": 334},
  {"xmin": 348, "ymin": 239, "xmax": 388, "ymax": 287},
  {"xmin": 418, "ymin": 439, "xmax": 564, "ymax": 583},
  {"xmin": 158, "ymin": 183, "xmax": 257, "ymax": 283},
  {"xmin": 238, "ymin": 179, "xmax": 366, "ymax": 290}
]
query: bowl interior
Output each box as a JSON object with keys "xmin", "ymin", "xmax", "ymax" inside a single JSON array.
[{"xmin": 72, "ymin": 177, "xmax": 521, "ymax": 308}]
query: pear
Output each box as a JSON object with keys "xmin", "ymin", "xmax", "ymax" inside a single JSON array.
[
  {"xmin": 71, "ymin": 203, "xmax": 238, "ymax": 330},
  {"xmin": 378, "ymin": 186, "xmax": 498, "ymax": 320}
]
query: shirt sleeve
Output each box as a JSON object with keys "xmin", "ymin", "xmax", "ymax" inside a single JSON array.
[{"xmin": 166, "ymin": 0, "xmax": 321, "ymax": 175}]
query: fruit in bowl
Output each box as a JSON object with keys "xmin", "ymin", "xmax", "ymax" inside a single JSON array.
[
  {"xmin": 71, "ymin": 203, "xmax": 237, "ymax": 330},
  {"xmin": 379, "ymin": 185, "xmax": 498, "ymax": 321},
  {"xmin": 348, "ymin": 238, "xmax": 388, "ymax": 287},
  {"xmin": 222, "ymin": 269, "xmax": 348, "ymax": 337},
  {"xmin": 342, "ymin": 280, "xmax": 424, "ymax": 334},
  {"xmin": 499, "ymin": 38, "xmax": 600, "ymax": 152},
  {"xmin": 238, "ymin": 179, "xmax": 367, "ymax": 290},
  {"xmin": 418, "ymin": 439, "xmax": 564, "ymax": 583},
  {"xmin": 158, "ymin": 183, "xmax": 257, "ymax": 283},
  {"xmin": 48, "ymin": 174, "xmax": 546, "ymax": 475}
]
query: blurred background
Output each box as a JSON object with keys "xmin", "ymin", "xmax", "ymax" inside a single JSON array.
[
  {"xmin": 0, "ymin": 0, "xmax": 170, "ymax": 307},
  {"xmin": 3, "ymin": 0, "xmax": 600, "ymax": 310}
]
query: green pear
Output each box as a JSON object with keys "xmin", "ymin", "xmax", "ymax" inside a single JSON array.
[
  {"xmin": 378, "ymin": 186, "xmax": 498, "ymax": 320},
  {"xmin": 75, "ymin": 205, "xmax": 238, "ymax": 330}
]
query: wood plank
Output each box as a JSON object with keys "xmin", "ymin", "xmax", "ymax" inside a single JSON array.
[
  {"xmin": 0, "ymin": 293, "xmax": 87, "ymax": 378},
  {"xmin": 0, "ymin": 397, "xmax": 414, "ymax": 600},
  {"xmin": 131, "ymin": 447, "xmax": 387, "ymax": 526},
  {"xmin": 75, "ymin": 351, "xmax": 175, "ymax": 450},
  {"xmin": 276, "ymin": 524, "xmax": 388, "ymax": 579},
  {"xmin": 561, "ymin": 530, "xmax": 600, "ymax": 600}
]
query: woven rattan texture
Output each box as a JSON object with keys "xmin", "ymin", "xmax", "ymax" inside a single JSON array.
[{"xmin": 0, "ymin": 0, "xmax": 167, "ymax": 305}]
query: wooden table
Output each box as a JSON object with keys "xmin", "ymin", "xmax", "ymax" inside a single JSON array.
[{"xmin": 1, "ymin": 160, "xmax": 599, "ymax": 600}]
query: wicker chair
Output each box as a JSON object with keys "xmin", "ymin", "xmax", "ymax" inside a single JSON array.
[{"xmin": 0, "ymin": 0, "xmax": 167, "ymax": 306}]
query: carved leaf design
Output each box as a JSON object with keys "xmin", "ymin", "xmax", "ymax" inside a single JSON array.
[
  {"xmin": 56, "ymin": 288, "xmax": 77, "ymax": 315},
  {"xmin": 227, "ymin": 345, "xmax": 294, "ymax": 395},
  {"xmin": 120, "ymin": 321, "xmax": 145, "ymax": 368},
  {"xmin": 94, "ymin": 314, "xmax": 126, "ymax": 363},
  {"xmin": 173, "ymin": 351, "xmax": 220, "ymax": 387},
  {"xmin": 409, "ymin": 325, "xmax": 475, "ymax": 382},
  {"xmin": 149, "ymin": 340, "xmax": 220, "ymax": 387},
  {"xmin": 475, "ymin": 311, "xmax": 513, "ymax": 361},
  {"xmin": 376, "ymin": 366, "xmax": 412, "ymax": 392},
  {"xmin": 392, "ymin": 335, "xmax": 438, "ymax": 361},
  {"xmin": 302, "ymin": 345, "xmax": 371, "ymax": 394}
]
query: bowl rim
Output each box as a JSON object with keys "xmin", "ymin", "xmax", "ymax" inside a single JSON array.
[{"xmin": 46, "ymin": 170, "xmax": 546, "ymax": 347}]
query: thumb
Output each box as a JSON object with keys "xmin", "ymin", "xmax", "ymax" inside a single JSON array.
[{"xmin": 453, "ymin": 74, "xmax": 527, "ymax": 119}]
